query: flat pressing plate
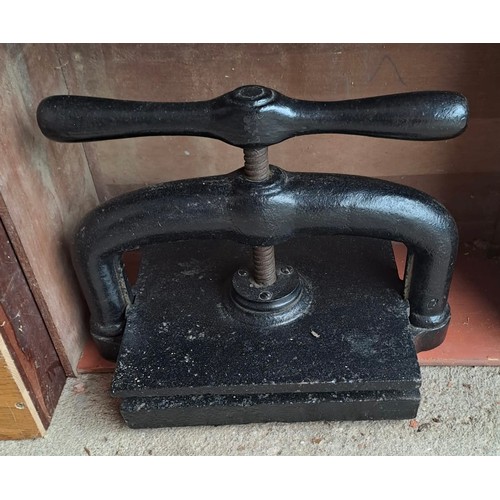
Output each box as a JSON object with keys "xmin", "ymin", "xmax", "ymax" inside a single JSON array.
[{"xmin": 112, "ymin": 236, "xmax": 420, "ymax": 399}]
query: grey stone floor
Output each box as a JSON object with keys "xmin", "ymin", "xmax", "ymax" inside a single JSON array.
[{"xmin": 0, "ymin": 366, "xmax": 498, "ymax": 455}]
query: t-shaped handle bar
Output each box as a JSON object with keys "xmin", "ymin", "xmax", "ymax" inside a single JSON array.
[{"xmin": 37, "ymin": 85, "xmax": 468, "ymax": 148}]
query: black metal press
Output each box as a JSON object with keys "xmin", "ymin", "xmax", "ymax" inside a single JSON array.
[{"xmin": 37, "ymin": 86, "xmax": 468, "ymax": 428}]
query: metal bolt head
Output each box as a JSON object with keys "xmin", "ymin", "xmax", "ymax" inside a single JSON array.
[
  {"xmin": 259, "ymin": 291, "xmax": 273, "ymax": 301},
  {"xmin": 233, "ymin": 86, "xmax": 274, "ymax": 106},
  {"xmin": 428, "ymin": 298, "xmax": 438, "ymax": 308},
  {"xmin": 281, "ymin": 266, "xmax": 293, "ymax": 275},
  {"xmin": 237, "ymin": 269, "xmax": 248, "ymax": 277},
  {"xmin": 15, "ymin": 402, "xmax": 25, "ymax": 410}
]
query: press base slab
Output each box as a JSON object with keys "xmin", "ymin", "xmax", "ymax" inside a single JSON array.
[
  {"xmin": 112, "ymin": 236, "xmax": 421, "ymax": 427},
  {"xmin": 120, "ymin": 390, "xmax": 420, "ymax": 428}
]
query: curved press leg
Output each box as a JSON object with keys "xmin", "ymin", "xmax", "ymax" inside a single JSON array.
[
  {"xmin": 286, "ymin": 172, "xmax": 458, "ymax": 351},
  {"xmin": 73, "ymin": 167, "xmax": 457, "ymax": 359},
  {"xmin": 72, "ymin": 172, "xmax": 236, "ymax": 359}
]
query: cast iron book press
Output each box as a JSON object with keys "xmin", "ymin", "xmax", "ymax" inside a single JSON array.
[{"xmin": 37, "ymin": 85, "xmax": 468, "ymax": 428}]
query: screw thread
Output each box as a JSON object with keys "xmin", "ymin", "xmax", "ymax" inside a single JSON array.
[
  {"xmin": 252, "ymin": 246, "xmax": 276, "ymax": 286},
  {"xmin": 243, "ymin": 147, "xmax": 270, "ymax": 181},
  {"xmin": 243, "ymin": 147, "xmax": 276, "ymax": 286}
]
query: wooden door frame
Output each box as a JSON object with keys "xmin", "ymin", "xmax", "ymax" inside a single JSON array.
[{"xmin": 0, "ymin": 218, "xmax": 66, "ymax": 439}]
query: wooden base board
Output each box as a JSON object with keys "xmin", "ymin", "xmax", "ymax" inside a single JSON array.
[
  {"xmin": 0, "ymin": 335, "xmax": 44, "ymax": 440},
  {"xmin": 77, "ymin": 339, "xmax": 116, "ymax": 373},
  {"xmin": 77, "ymin": 243, "xmax": 500, "ymax": 374}
]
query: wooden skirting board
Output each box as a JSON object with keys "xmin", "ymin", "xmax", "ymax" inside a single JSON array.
[{"xmin": 0, "ymin": 333, "xmax": 44, "ymax": 440}]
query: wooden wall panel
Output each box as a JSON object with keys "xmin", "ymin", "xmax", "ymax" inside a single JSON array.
[
  {"xmin": 0, "ymin": 44, "xmax": 100, "ymax": 373},
  {"xmin": 54, "ymin": 43, "xmax": 500, "ymax": 244}
]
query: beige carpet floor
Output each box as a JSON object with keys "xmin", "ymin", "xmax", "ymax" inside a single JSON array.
[{"xmin": 0, "ymin": 366, "xmax": 498, "ymax": 455}]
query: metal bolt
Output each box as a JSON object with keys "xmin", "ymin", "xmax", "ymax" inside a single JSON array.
[
  {"xmin": 281, "ymin": 266, "xmax": 293, "ymax": 275},
  {"xmin": 237, "ymin": 269, "xmax": 248, "ymax": 277},
  {"xmin": 259, "ymin": 291, "xmax": 273, "ymax": 301},
  {"xmin": 236, "ymin": 86, "xmax": 267, "ymax": 101},
  {"xmin": 15, "ymin": 402, "xmax": 25, "ymax": 410}
]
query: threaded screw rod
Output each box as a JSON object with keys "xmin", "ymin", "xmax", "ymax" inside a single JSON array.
[{"xmin": 243, "ymin": 147, "xmax": 276, "ymax": 286}]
